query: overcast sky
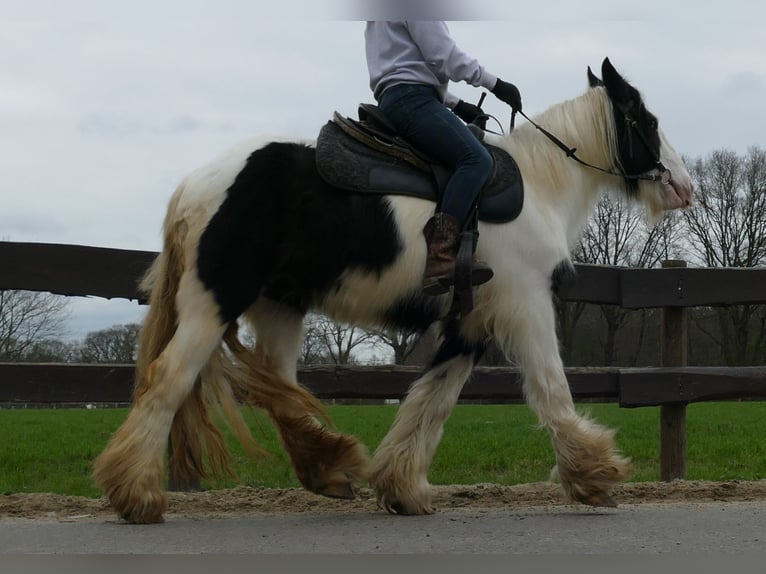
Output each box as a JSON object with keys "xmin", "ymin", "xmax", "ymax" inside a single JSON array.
[{"xmin": 2, "ymin": 1, "xmax": 764, "ymax": 340}]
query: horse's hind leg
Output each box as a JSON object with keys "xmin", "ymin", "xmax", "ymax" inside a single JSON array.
[
  {"xmin": 233, "ymin": 300, "xmax": 369, "ymax": 498},
  {"xmin": 93, "ymin": 278, "xmax": 227, "ymax": 524},
  {"xmin": 511, "ymin": 289, "xmax": 631, "ymax": 506},
  {"xmin": 371, "ymin": 333, "xmax": 478, "ymax": 515}
]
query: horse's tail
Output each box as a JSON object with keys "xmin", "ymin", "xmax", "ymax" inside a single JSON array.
[
  {"xmin": 133, "ymin": 183, "xmax": 186, "ymax": 399},
  {"xmin": 133, "ymin": 183, "xmax": 202, "ymax": 487}
]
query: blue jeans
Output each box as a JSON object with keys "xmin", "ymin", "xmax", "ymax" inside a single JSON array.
[{"xmin": 378, "ymin": 83, "xmax": 493, "ymax": 228}]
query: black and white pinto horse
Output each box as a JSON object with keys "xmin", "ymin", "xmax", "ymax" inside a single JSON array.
[{"xmin": 94, "ymin": 59, "xmax": 693, "ymax": 523}]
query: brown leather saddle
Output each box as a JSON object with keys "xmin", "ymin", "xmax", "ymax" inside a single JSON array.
[{"xmin": 315, "ymin": 104, "xmax": 524, "ymax": 224}]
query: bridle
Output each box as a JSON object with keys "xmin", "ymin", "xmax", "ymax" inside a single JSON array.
[{"xmin": 510, "ymin": 105, "xmax": 673, "ymax": 185}]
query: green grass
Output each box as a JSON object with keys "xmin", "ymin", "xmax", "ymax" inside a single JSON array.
[{"xmin": 1, "ymin": 402, "xmax": 765, "ymax": 498}]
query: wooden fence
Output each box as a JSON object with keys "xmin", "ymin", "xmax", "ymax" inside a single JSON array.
[{"xmin": 2, "ymin": 241, "xmax": 766, "ymax": 482}]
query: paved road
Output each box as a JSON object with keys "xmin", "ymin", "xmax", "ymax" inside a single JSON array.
[{"xmin": 2, "ymin": 501, "xmax": 765, "ymax": 554}]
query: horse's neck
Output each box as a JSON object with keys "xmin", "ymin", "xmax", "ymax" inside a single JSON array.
[{"xmin": 504, "ymin": 89, "xmax": 616, "ymax": 245}]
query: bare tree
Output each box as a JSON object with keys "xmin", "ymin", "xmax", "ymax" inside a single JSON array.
[
  {"xmin": 301, "ymin": 313, "xmax": 379, "ymax": 365},
  {"xmin": 684, "ymin": 148, "xmax": 766, "ymax": 266},
  {"xmin": 0, "ymin": 290, "xmax": 70, "ymax": 361},
  {"xmin": 236, "ymin": 316, "xmax": 387, "ymax": 365},
  {"xmin": 569, "ymin": 194, "xmax": 682, "ymax": 365},
  {"xmin": 20, "ymin": 339, "xmax": 80, "ymax": 362},
  {"xmin": 78, "ymin": 323, "xmax": 141, "ymax": 363},
  {"xmin": 371, "ymin": 327, "xmax": 421, "ymax": 364},
  {"xmin": 682, "ymin": 147, "xmax": 766, "ymax": 364},
  {"xmin": 299, "ymin": 315, "xmax": 332, "ymax": 365}
]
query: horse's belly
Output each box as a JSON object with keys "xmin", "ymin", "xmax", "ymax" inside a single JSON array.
[{"xmin": 319, "ymin": 262, "xmax": 423, "ymax": 327}]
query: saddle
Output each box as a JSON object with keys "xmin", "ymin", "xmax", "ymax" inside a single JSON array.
[{"xmin": 315, "ymin": 104, "xmax": 524, "ymax": 224}]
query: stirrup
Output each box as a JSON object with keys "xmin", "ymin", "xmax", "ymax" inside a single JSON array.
[
  {"xmin": 422, "ymin": 275, "xmax": 451, "ymax": 296},
  {"xmin": 421, "ymin": 264, "xmax": 493, "ymax": 296}
]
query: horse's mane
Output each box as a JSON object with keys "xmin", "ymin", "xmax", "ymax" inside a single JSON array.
[{"xmin": 502, "ymin": 86, "xmax": 619, "ymax": 200}]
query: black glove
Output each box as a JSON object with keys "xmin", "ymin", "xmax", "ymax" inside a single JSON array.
[
  {"xmin": 453, "ymin": 100, "xmax": 487, "ymax": 129},
  {"xmin": 492, "ymin": 79, "xmax": 522, "ymax": 112}
]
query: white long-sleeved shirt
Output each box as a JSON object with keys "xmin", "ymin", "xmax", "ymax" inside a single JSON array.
[{"xmin": 364, "ymin": 21, "xmax": 498, "ymax": 108}]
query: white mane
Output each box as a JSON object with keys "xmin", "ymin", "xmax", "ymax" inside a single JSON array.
[{"xmin": 506, "ymin": 86, "xmax": 619, "ymax": 185}]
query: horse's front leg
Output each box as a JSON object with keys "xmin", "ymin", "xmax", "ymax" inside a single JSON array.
[
  {"xmin": 511, "ymin": 290, "xmax": 632, "ymax": 506},
  {"xmin": 371, "ymin": 340, "xmax": 477, "ymax": 515}
]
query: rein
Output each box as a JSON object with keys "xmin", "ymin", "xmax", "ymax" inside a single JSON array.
[{"xmin": 511, "ymin": 107, "xmax": 672, "ymax": 185}]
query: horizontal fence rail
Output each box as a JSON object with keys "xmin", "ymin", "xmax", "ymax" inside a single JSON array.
[
  {"xmin": 3, "ymin": 242, "xmax": 766, "ymax": 307},
  {"xmin": 2, "ymin": 363, "xmax": 765, "ymax": 407},
  {"xmin": 0, "ymin": 242, "xmax": 156, "ymax": 302}
]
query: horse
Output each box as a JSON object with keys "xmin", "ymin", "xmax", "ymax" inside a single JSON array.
[{"xmin": 93, "ymin": 58, "xmax": 693, "ymax": 523}]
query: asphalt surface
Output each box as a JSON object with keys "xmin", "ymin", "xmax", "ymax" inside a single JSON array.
[{"xmin": 2, "ymin": 501, "xmax": 765, "ymax": 554}]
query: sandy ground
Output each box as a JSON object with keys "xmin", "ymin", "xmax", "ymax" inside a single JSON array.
[{"xmin": 3, "ymin": 480, "xmax": 766, "ymax": 521}]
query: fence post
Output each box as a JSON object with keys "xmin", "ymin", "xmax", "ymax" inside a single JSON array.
[{"xmin": 659, "ymin": 259, "xmax": 688, "ymax": 481}]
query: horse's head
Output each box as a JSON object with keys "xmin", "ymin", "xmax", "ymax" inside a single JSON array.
[{"xmin": 589, "ymin": 58, "xmax": 693, "ymax": 215}]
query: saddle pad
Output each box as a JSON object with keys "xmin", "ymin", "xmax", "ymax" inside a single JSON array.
[{"xmin": 315, "ymin": 120, "xmax": 524, "ymax": 224}]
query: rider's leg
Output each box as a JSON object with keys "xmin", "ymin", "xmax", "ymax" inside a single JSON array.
[{"xmin": 379, "ymin": 84, "xmax": 494, "ymax": 293}]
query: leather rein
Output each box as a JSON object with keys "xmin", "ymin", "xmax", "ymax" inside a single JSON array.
[{"xmin": 507, "ymin": 106, "xmax": 673, "ymax": 185}]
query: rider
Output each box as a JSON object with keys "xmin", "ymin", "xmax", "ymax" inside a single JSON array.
[{"xmin": 364, "ymin": 21, "xmax": 522, "ymax": 294}]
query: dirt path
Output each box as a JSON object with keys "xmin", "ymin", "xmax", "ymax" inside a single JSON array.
[{"xmin": 3, "ymin": 480, "xmax": 766, "ymax": 521}]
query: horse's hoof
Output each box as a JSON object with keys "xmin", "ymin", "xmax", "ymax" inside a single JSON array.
[
  {"xmin": 581, "ymin": 491, "xmax": 618, "ymax": 508},
  {"xmin": 116, "ymin": 499, "xmax": 167, "ymax": 524},
  {"xmin": 121, "ymin": 511, "xmax": 165, "ymax": 524},
  {"xmin": 318, "ymin": 482, "xmax": 356, "ymax": 500},
  {"xmin": 389, "ymin": 502, "xmax": 434, "ymax": 515},
  {"xmin": 382, "ymin": 498, "xmax": 434, "ymax": 515}
]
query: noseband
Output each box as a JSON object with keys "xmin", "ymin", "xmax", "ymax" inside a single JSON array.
[{"xmin": 514, "ymin": 107, "xmax": 672, "ymax": 185}]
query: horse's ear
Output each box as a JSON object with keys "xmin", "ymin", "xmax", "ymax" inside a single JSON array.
[
  {"xmin": 587, "ymin": 66, "xmax": 603, "ymax": 88},
  {"xmin": 601, "ymin": 57, "xmax": 635, "ymax": 109}
]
